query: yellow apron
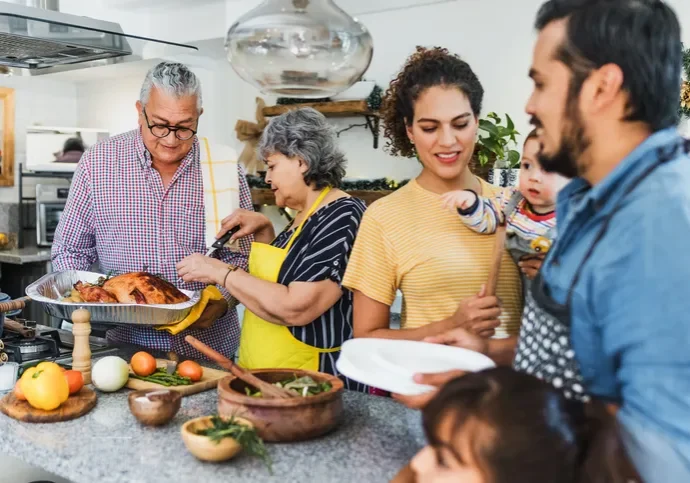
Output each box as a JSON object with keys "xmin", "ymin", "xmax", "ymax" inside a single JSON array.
[{"xmin": 238, "ymin": 188, "xmax": 339, "ymax": 371}]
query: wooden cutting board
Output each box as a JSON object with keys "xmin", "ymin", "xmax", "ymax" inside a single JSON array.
[
  {"xmin": 126, "ymin": 359, "xmax": 228, "ymax": 397},
  {"xmin": 0, "ymin": 387, "xmax": 97, "ymax": 423}
]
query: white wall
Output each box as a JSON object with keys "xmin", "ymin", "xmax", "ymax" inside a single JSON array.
[
  {"xmin": 76, "ymin": 76, "xmax": 141, "ymax": 136},
  {"xmin": 3, "ymin": 0, "xmax": 688, "ymax": 201},
  {"xmin": 60, "ymin": 0, "xmax": 690, "ymax": 180},
  {"xmin": 74, "ymin": 60, "xmax": 237, "ymax": 144},
  {"xmin": 220, "ymin": 0, "xmax": 546, "ymax": 181},
  {"xmin": 228, "ymin": 0, "xmax": 690, "ymax": 180},
  {"xmin": 0, "ymin": 77, "xmax": 78, "ymax": 202}
]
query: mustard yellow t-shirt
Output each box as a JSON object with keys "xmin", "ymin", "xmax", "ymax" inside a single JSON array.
[{"xmin": 342, "ymin": 178, "xmax": 523, "ymax": 337}]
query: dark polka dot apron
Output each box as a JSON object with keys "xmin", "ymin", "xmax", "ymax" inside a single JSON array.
[
  {"xmin": 514, "ymin": 273, "xmax": 589, "ymax": 401},
  {"xmin": 513, "ymin": 139, "xmax": 689, "ymax": 402}
]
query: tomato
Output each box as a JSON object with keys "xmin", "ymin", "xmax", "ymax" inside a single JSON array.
[
  {"xmin": 14, "ymin": 379, "xmax": 26, "ymax": 401},
  {"xmin": 176, "ymin": 360, "xmax": 203, "ymax": 382},
  {"xmin": 130, "ymin": 352, "xmax": 157, "ymax": 377},
  {"xmin": 64, "ymin": 370, "xmax": 84, "ymax": 395}
]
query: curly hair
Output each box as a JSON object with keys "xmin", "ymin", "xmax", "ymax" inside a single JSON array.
[
  {"xmin": 257, "ymin": 107, "xmax": 347, "ymax": 189},
  {"xmin": 380, "ymin": 46, "xmax": 484, "ymax": 158}
]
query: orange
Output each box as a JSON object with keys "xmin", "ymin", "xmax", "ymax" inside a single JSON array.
[
  {"xmin": 130, "ymin": 352, "xmax": 157, "ymax": 377},
  {"xmin": 177, "ymin": 361, "xmax": 203, "ymax": 382}
]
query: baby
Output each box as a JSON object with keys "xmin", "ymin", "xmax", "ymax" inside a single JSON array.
[{"xmin": 442, "ymin": 130, "xmax": 570, "ymax": 276}]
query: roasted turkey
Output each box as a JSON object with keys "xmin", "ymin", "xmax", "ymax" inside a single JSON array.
[
  {"xmin": 73, "ymin": 281, "xmax": 118, "ymax": 303},
  {"xmin": 73, "ymin": 272, "xmax": 189, "ymax": 305}
]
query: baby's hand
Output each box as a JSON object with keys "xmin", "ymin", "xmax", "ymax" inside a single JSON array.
[{"xmin": 441, "ymin": 190, "xmax": 477, "ymax": 211}]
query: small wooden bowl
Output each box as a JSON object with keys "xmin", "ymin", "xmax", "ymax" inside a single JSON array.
[
  {"xmin": 128, "ymin": 389, "xmax": 182, "ymax": 426},
  {"xmin": 217, "ymin": 368, "xmax": 344, "ymax": 442},
  {"xmin": 181, "ymin": 415, "xmax": 254, "ymax": 462}
]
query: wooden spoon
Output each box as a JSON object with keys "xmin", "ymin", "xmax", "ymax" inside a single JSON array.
[
  {"xmin": 486, "ymin": 223, "xmax": 507, "ymax": 297},
  {"xmin": 0, "ymin": 296, "xmax": 30, "ymax": 313},
  {"xmin": 4, "ymin": 319, "xmax": 35, "ymax": 338},
  {"xmin": 184, "ymin": 335, "xmax": 295, "ymax": 399}
]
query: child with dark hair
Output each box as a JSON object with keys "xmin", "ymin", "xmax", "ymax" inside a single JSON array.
[
  {"xmin": 412, "ymin": 367, "xmax": 580, "ymax": 483},
  {"xmin": 441, "ymin": 129, "xmax": 570, "ymax": 277},
  {"xmin": 410, "ymin": 367, "xmax": 640, "ymax": 483}
]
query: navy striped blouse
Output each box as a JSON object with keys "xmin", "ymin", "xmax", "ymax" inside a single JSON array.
[{"xmin": 272, "ymin": 196, "xmax": 367, "ymax": 392}]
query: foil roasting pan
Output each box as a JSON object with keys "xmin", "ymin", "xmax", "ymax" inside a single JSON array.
[{"xmin": 26, "ymin": 271, "xmax": 201, "ymax": 326}]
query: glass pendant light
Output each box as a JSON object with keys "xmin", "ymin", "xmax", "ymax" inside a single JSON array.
[{"xmin": 225, "ymin": 0, "xmax": 374, "ymax": 98}]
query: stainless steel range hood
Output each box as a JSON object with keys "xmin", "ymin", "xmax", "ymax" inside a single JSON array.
[{"xmin": 0, "ymin": 0, "xmax": 198, "ymax": 76}]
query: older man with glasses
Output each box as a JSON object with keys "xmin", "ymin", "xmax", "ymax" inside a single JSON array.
[{"xmin": 52, "ymin": 61, "xmax": 253, "ymax": 361}]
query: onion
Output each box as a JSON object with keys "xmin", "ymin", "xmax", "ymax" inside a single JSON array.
[{"xmin": 92, "ymin": 356, "xmax": 130, "ymax": 392}]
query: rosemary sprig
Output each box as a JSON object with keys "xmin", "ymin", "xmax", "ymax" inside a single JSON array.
[
  {"xmin": 196, "ymin": 416, "xmax": 272, "ymax": 473},
  {"xmin": 96, "ymin": 270, "xmax": 116, "ymax": 287}
]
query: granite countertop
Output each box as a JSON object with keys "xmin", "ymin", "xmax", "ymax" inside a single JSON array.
[
  {"xmin": 0, "ymin": 246, "xmax": 52, "ymax": 265},
  {"xmin": 0, "ymin": 344, "xmax": 425, "ymax": 483}
]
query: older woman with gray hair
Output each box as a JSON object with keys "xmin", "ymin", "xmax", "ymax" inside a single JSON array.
[{"xmin": 177, "ymin": 107, "xmax": 367, "ymax": 391}]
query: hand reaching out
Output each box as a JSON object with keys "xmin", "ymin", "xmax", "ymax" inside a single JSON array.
[{"xmin": 441, "ymin": 190, "xmax": 478, "ymax": 211}]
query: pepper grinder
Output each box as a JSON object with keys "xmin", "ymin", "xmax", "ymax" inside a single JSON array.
[{"xmin": 71, "ymin": 308, "xmax": 92, "ymax": 385}]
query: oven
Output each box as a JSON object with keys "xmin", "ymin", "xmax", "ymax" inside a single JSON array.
[{"xmin": 36, "ymin": 184, "xmax": 69, "ymax": 247}]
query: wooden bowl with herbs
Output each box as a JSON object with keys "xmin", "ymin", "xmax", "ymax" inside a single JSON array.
[
  {"xmin": 217, "ymin": 369, "xmax": 344, "ymax": 442},
  {"xmin": 181, "ymin": 415, "xmax": 270, "ymax": 466}
]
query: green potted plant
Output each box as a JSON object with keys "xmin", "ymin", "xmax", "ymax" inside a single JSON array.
[{"xmin": 471, "ymin": 112, "xmax": 521, "ymax": 187}]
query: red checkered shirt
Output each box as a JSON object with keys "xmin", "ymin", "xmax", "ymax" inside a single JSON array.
[{"xmin": 52, "ymin": 129, "xmax": 253, "ymax": 360}]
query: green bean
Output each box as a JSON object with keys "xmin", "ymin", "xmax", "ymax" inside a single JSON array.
[{"xmin": 130, "ymin": 371, "xmax": 192, "ymax": 386}]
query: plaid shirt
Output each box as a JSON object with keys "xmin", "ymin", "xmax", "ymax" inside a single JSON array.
[{"xmin": 52, "ymin": 129, "xmax": 253, "ymax": 360}]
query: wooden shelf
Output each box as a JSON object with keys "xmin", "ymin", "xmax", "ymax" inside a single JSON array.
[
  {"xmin": 262, "ymin": 100, "xmax": 375, "ymax": 118},
  {"xmin": 251, "ymin": 188, "xmax": 391, "ymax": 207},
  {"xmin": 251, "ymin": 188, "xmax": 277, "ymax": 206},
  {"xmin": 262, "ymin": 100, "xmax": 381, "ymax": 148}
]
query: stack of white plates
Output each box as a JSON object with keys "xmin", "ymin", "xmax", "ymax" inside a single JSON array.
[{"xmin": 336, "ymin": 338, "xmax": 496, "ymax": 396}]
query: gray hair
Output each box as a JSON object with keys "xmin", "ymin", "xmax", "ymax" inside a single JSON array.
[
  {"xmin": 257, "ymin": 107, "xmax": 347, "ymax": 189},
  {"xmin": 140, "ymin": 62, "xmax": 202, "ymax": 112}
]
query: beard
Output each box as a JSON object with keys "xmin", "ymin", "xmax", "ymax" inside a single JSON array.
[{"xmin": 532, "ymin": 86, "xmax": 591, "ymax": 179}]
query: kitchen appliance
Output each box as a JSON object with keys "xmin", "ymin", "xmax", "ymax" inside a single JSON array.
[
  {"xmin": 0, "ymin": 0, "xmax": 197, "ymax": 75},
  {"xmin": 225, "ymin": 0, "xmax": 373, "ymax": 98},
  {"xmin": 26, "ymin": 126, "xmax": 109, "ymax": 172},
  {"xmin": 0, "ymin": 291, "xmax": 11, "ymax": 337},
  {"xmin": 0, "ymin": 319, "xmax": 118, "ymax": 369},
  {"xmin": 36, "ymin": 183, "xmax": 68, "ymax": 247}
]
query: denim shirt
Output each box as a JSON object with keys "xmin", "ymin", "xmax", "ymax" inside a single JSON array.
[{"xmin": 541, "ymin": 128, "xmax": 690, "ymax": 481}]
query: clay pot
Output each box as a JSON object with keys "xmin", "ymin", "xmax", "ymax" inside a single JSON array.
[{"xmin": 217, "ymin": 368, "xmax": 344, "ymax": 442}]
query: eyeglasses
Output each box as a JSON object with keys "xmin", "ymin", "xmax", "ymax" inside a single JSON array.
[{"xmin": 142, "ymin": 108, "xmax": 197, "ymax": 141}]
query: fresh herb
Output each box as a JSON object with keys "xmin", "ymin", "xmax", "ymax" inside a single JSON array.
[
  {"xmin": 131, "ymin": 368, "xmax": 192, "ymax": 387},
  {"xmin": 96, "ymin": 270, "xmax": 116, "ymax": 287},
  {"xmin": 244, "ymin": 375, "xmax": 332, "ymax": 398},
  {"xmin": 196, "ymin": 416, "xmax": 272, "ymax": 473}
]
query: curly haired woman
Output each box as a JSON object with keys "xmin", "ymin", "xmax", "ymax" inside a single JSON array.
[{"xmin": 343, "ymin": 47, "xmax": 523, "ymax": 360}]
